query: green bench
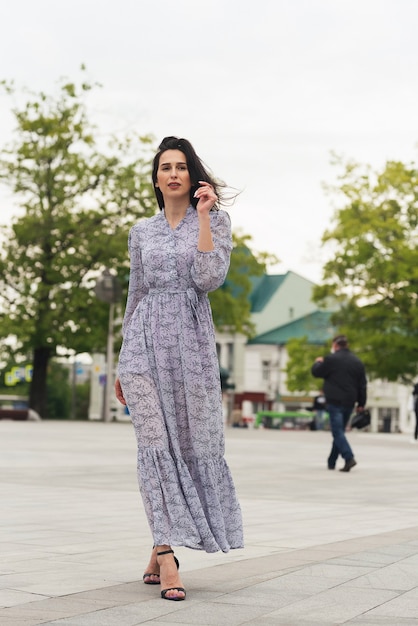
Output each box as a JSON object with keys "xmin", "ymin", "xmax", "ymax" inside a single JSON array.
[{"xmin": 255, "ymin": 410, "xmax": 320, "ymax": 430}]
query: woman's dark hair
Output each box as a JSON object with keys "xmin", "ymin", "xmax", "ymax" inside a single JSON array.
[{"xmin": 152, "ymin": 136, "xmax": 225, "ymax": 210}]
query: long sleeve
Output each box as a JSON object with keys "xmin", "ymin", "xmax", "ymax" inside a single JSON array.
[
  {"xmin": 122, "ymin": 226, "xmax": 148, "ymax": 336},
  {"xmin": 311, "ymin": 351, "xmax": 367, "ymax": 408},
  {"xmin": 191, "ymin": 210, "xmax": 232, "ymax": 293},
  {"xmin": 311, "ymin": 359, "xmax": 330, "ymax": 378}
]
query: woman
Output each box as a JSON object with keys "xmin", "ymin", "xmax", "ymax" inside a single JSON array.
[{"xmin": 115, "ymin": 137, "xmax": 244, "ymax": 601}]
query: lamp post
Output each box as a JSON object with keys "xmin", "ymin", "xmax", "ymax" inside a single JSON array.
[{"xmin": 94, "ymin": 269, "xmax": 122, "ymax": 422}]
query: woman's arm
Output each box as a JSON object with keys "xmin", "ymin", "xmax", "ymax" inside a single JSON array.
[
  {"xmin": 121, "ymin": 225, "xmax": 148, "ymax": 336},
  {"xmin": 191, "ymin": 210, "xmax": 233, "ymax": 292}
]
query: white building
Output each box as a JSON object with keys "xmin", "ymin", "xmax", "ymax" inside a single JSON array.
[{"xmin": 216, "ymin": 270, "xmax": 415, "ymax": 434}]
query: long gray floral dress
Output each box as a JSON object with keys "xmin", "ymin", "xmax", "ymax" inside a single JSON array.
[{"xmin": 118, "ymin": 205, "xmax": 244, "ymax": 553}]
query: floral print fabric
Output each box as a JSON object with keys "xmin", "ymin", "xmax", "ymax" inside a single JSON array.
[{"xmin": 118, "ymin": 206, "xmax": 244, "ymax": 553}]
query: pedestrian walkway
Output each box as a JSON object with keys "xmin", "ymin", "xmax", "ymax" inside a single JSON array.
[{"xmin": 1, "ymin": 420, "xmax": 418, "ymax": 625}]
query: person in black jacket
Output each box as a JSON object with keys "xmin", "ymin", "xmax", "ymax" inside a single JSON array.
[
  {"xmin": 311, "ymin": 335, "xmax": 367, "ymax": 472},
  {"xmin": 312, "ymin": 390, "xmax": 326, "ymax": 430}
]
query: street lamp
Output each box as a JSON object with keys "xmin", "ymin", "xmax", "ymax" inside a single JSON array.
[{"xmin": 94, "ymin": 269, "xmax": 122, "ymax": 422}]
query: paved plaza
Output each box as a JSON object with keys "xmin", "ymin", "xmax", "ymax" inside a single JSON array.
[{"xmin": 1, "ymin": 419, "xmax": 418, "ymax": 625}]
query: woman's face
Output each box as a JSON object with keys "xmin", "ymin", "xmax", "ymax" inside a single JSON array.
[{"xmin": 156, "ymin": 149, "xmax": 192, "ymax": 204}]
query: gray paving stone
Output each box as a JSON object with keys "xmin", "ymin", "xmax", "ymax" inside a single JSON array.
[
  {"xmin": 37, "ymin": 601, "xmax": 183, "ymax": 626},
  {"xmin": 350, "ymin": 616, "xmax": 418, "ymax": 626},
  {"xmin": 137, "ymin": 600, "xmax": 268, "ymax": 625},
  {"xmin": 348, "ymin": 560, "xmax": 418, "ymax": 592},
  {"xmin": 2, "ymin": 422, "xmax": 418, "ymax": 625},
  {"xmin": 251, "ymin": 586, "xmax": 399, "ymax": 624},
  {"xmin": 0, "ymin": 596, "xmax": 124, "ymax": 624},
  {"xmin": 361, "ymin": 586, "xmax": 418, "ymax": 619},
  {"xmin": 330, "ymin": 551, "xmax": 410, "ymax": 567},
  {"xmin": 0, "ymin": 589, "xmax": 47, "ymax": 608}
]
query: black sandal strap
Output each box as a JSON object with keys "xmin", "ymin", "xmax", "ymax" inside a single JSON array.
[{"xmin": 161, "ymin": 586, "xmax": 186, "ymax": 600}]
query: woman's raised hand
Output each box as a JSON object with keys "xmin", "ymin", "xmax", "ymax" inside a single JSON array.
[{"xmin": 194, "ymin": 181, "xmax": 217, "ymax": 214}]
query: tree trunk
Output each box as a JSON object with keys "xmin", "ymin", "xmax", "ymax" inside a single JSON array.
[{"xmin": 29, "ymin": 347, "xmax": 52, "ymax": 418}]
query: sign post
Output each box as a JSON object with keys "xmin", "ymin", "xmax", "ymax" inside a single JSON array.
[{"xmin": 94, "ymin": 269, "xmax": 122, "ymax": 422}]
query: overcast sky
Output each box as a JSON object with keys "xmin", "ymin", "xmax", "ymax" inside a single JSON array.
[{"xmin": 1, "ymin": 0, "xmax": 418, "ymax": 282}]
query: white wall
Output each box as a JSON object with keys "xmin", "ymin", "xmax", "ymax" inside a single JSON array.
[
  {"xmin": 253, "ymin": 273, "xmax": 318, "ymax": 336},
  {"xmin": 88, "ymin": 353, "xmax": 128, "ymax": 422},
  {"xmin": 242, "ymin": 344, "xmax": 415, "ymax": 434},
  {"xmin": 215, "ymin": 332, "xmax": 247, "ymax": 394}
]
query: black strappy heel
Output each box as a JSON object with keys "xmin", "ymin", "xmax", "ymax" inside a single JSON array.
[
  {"xmin": 142, "ymin": 572, "xmax": 160, "ymax": 585},
  {"xmin": 157, "ymin": 549, "xmax": 186, "ymax": 601},
  {"xmin": 143, "ymin": 546, "xmax": 179, "ymax": 585},
  {"xmin": 143, "ymin": 546, "xmax": 160, "ymax": 585}
]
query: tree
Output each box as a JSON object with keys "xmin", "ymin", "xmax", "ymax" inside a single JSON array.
[
  {"xmin": 46, "ymin": 361, "xmax": 72, "ymax": 419},
  {"xmin": 209, "ymin": 232, "xmax": 278, "ymax": 336},
  {"xmin": 0, "ymin": 73, "xmax": 156, "ymax": 416},
  {"xmin": 314, "ymin": 155, "xmax": 418, "ymax": 381},
  {"xmin": 0, "ymin": 72, "xmax": 278, "ymax": 417},
  {"xmin": 285, "ymin": 337, "xmax": 327, "ymax": 393}
]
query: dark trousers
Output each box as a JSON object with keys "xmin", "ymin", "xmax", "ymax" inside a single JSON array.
[{"xmin": 327, "ymin": 403, "xmax": 354, "ymax": 467}]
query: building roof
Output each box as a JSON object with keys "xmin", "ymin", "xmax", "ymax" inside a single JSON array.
[
  {"xmin": 249, "ymin": 274, "xmax": 287, "ymax": 313},
  {"xmin": 248, "ymin": 310, "xmax": 336, "ymax": 345}
]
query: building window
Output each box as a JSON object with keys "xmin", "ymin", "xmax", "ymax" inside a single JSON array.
[
  {"xmin": 227, "ymin": 343, "xmax": 234, "ymax": 372},
  {"xmin": 377, "ymin": 408, "xmax": 399, "ymax": 433},
  {"xmin": 262, "ymin": 360, "xmax": 270, "ymax": 382}
]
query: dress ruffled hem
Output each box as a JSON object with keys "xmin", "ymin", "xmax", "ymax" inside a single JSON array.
[{"xmin": 137, "ymin": 446, "xmax": 244, "ymax": 553}]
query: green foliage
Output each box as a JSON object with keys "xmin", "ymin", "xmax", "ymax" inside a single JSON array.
[
  {"xmin": 46, "ymin": 361, "xmax": 71, "ymax": 419},
  {"xmin": 73, "ymin": 381, "xmax": 91, "ymax": 420},
  {"xmin": 0, "ymin": 71, "xmax": 157, "ymax": 414},
  {"xmin": 0, "ymin": 372, "xmax": 30, "ymax": 397},
  {"xmin": 314, "ymin": 155, "xmax": 418, "ymax": 381},
  {"xmin": 285, "ymin": 337, "xmax": 327, "ymax": 393},
  {"xmin": 0, "ymin": 359, "xmax": 72, "ymax": 419},
  {"xmin": 0, "ymin": 70, "xmax": 278, "ymax": 414},
  {"xmin": 209, "ymin": 231, "xmax": 278, "ymax": 336}
]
